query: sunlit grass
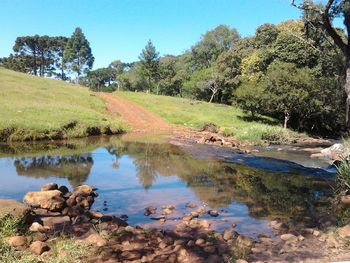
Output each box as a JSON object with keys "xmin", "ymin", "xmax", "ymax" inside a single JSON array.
[
  {"xmin": 0, "ymin": 68, "xmax": 125, "ymax": 141},
  {"xmin": 118, "ymin": 92, "xmax": 298, "ymax": 143}
]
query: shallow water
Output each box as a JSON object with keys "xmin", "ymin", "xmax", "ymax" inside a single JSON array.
[{"xmin": 0, "ymin": 136, "xmax": 334, "ymax": 238}]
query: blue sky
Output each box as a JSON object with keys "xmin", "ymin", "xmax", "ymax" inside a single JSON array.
[{"xmin": 0, "ymin": 0, "xmax": 302, "ymax": 68}]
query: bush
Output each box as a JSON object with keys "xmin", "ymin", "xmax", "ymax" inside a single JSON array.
[{"xmin": 335, "ymin": 158, "xmax": 350, "ymax": 192}]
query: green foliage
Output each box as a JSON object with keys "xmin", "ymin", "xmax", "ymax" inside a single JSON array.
[
  {"xmin": 64, "ymin": 27, "xmax": 94, "ymax": 80},
  {"xmin": 191, "ymin": 25, "xmax": 240, "ymax": 69},
  {"xmin": 336, "ymin": 158, "xmax": 350, "ymax": 192},
  {"xmin": 138, "ymin": 40, "xmax": 160, "ymax": 93}
]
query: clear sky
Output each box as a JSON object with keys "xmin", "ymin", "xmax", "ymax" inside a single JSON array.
[{"xmin": 0, "ymin": 0, "xmax": 302, "ymax": 68}]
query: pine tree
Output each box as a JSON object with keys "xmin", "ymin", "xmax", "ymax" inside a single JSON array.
[
  {"xmin": 64, "ymin": 27, "xmax": 94, "ymax": 82},
  {"xmin": 139, "ymin": 40, "xmax": 160, "ymax": 93}
]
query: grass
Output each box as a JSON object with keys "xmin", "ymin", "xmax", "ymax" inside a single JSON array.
[
  {"xmin": 0, "ymin": 68, "xmax": 125, "ymax": 142},
  {"xmin": 118, "ymin": 92, "xmax": 298, "ymax": 143},
  {"xmin": 0, "ymin": 213, "xmax": 92, "ymax": 263}
]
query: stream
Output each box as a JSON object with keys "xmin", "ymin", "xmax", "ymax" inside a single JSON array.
[{"xmin": 0, "ymin": 135, "xmax": 335, "ymax": 239}]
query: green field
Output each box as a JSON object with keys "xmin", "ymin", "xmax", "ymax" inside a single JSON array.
[
  {"xmin": 0, "ymin": 68, "xmax": 125, "ymax": 141},
  {"xmin": 119, "ymin": 92, "xmax": 298, "ymax": 143}
]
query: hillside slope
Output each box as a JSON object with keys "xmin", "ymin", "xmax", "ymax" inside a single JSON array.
[
  {"xmin": 118, "ymin": 92, "xmax": 297, "ymax": 143},
  {"xmin": 0, "ymin": 68, "xmax": 124, "ymax": 141}
]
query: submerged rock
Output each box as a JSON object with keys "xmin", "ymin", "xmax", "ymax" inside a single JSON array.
[{"xmin": 144, "ymin": 206, "xmax": 157, "ymax": 216}]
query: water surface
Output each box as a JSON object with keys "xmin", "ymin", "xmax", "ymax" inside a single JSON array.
[{"xmin": 0, "ymin": 136, "xmax": 334, "ymax": 238}]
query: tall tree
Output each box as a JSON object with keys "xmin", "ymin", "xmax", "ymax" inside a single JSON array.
[
  {"xmin": 64, "ymin": 27, "xmax": 94, "ymax": 82},
  {"xmin": 139, "ymin": 40, "xmax": 160, "ymax": 93},
  {"xmin": 191, "ymin": 25, "xmax": 240, "ymax": 69},
  {"xmin": 52, "ymin": 36, "xmax": 69, "ymax": 80},
  {"xmin": 291, "ymin": 0, "xmax": 350, "ymax": 130},
  {"xmin": 13, "ymin": 35, "xmax": 40, "ymax": 75}
]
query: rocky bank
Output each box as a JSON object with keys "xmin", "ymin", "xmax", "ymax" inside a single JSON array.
[{"xmin": 1, "ymin": 183, "xmax": 350, "ymax": 262}]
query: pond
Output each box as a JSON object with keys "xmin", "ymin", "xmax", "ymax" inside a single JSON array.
[{"xmin": 0, "ymin": 135, "xmax": 334, "ymax": 239}]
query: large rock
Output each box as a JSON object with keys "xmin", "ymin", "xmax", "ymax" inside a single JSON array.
[
  {"xmin": 74, "ymin": 185, "xmax": 96, "ymax": 196},
  {"xmin": 30, "ymin": 241, "xmax": 50, "ymax": 255},
  {"xmin": 0, "ymin": 199, "xmax": 29, "ymax": 219},
  {"xmin": 23, "ymin": 190, "xmax": 65, "ymax": 211},
  {"xmin": 7, "ymin": 236, "xmax": 27, "ymax": 247},
  {"xmin": 40, "ymin": 216, "xmax": 70, "ymax": 230},
  {"xmin": 338, "ymin": 224, "xmax": 350, "ymax": 238},
  {"xmin": 82, "ymin": 233, "xmax": 107, "ymax": 247},
  {"xmin": 40, "ymin": 183, "xmax": 58, "ymax": 191}
]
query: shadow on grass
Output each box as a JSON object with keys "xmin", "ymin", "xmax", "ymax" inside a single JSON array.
[{"xmin": 237, "ymin": 115, "xmax": 280, "ymax": 126}]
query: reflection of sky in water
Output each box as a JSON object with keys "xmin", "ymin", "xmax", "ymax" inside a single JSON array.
[{"xmin": 0, "ymin": 142, "xmax": 331, "ymax": 238}]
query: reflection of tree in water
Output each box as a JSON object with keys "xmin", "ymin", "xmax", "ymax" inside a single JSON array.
[
  {"xmin": 108, "ymin": 141, "xmax": 333, "ymax": 221},
  {"xmin": 14, "ymin": 154, "xmax": 93, "ymax": 187}
]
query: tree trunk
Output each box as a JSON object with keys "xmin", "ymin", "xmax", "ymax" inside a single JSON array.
[
  {"xmin": 284, "ymin": 110, "xmax": 290, "ymax": 129},
  {"xmin": 345, "ymin": 56, "xmax": 350, "ymax": 130},
  {"xmin": 209, "ymin": 91, "xmax": 215, "ymax": 103}
]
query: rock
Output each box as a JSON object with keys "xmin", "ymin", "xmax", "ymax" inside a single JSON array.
[
  {"xmin": 341, "ymin": 195, "xmax": 350, "ymax": 206},
  {"xmin": 236, "ymin": 260, "xmax": 248, "ymax": 263},
  {"xmin": 29, "ymin": 222, "xmax": 46, "ymax": 232},
  {"xmin": 23, "ymin": 190, "xmax": 65, "ymax": 211},
  {"xmin": 223, "ymin": 228, "xmax": 238, "ymax": 241},
  {"xmin": 313, "ymin": 230, "xmax": 321, "ymax": 237},
  {"xmin": 162, "ymin": 208, "xmax": 174, "ymax": 215},
  {"xmin": 74, "ymin": 185, "xmax": 96, "ymax": 196},
  {"xmin": 88, "ymin": 210, "xmax": 104, "ymax": 219},
  {"xmin": 7, "ymin": 236, "xmax": 27, "ymax": 247},
  {"xmin": 58, "ymin": 186, "xmax": 69, "ymax": 194},
  {"xmin": 298, "ymin": 235, "xmax": 305, "ymax": 241},
  {"xmin": 338, "ymin": 224, "xmax": 350, "ymax": 238},
  {"xmin": 41, "ymin": 216, "xmax": 70, "ymax": 230},
  {"xmin": 195, "ymin": 238, "xmax": 206, "ymax": 246},
  {"xmin": 0, "ymin": 199, "xmax": 30, "ymax": 219},
  {"xmin": 280, "ymin": 233, "xmax": 298, "ymax": 242},
  {"xmin": 144, "ymin": 206, "xmax": 157, "ymax": 216},
  {"xmin": 83, "ymin": 233, "xmax": 107, "ymax": 247},
  {"xmin": 197, "ymin": 206, "xmax": 206, "ymax": 215},
  {"xmin": 237, "ymin": 235, "xmax": 253, "ymax": 248},
  {"xmin": 201, "ymin": 122, "xmax": 219, "ymax": 133},
  {"xmin": 30, "ymin": 241, "xmax": 50, "ymax": 255},
  {"xmin": 162, "ymin": 205, "xmax": 175, "ymax": 210},
  {"xmin": 270, "ymin": 220, "xmax": 288, "ymax": 231},
  {"xmin": 151, "ymin": 215, "xmax": 166, "ymax": 220},
  {"xmin": 199, "ymin": 219, "xmax": 210, "ymax": 229},
  {"xmin": 40, "ymin": 183, "xmax": 58, "ymax": 191},
  {"xmin": 186, "ymin": 202, "xmax": 197, "ymax": 209},
  {"xmin": 204, "ymin": 246, "xmax": 216, "ymax": 253},
  {"xmin": 326, "ymin": 235, "xmax": 340, "ymax": 248},
  {"xmin": 207, "ymin": 210, "xmax": 219, "ymax": 217}
]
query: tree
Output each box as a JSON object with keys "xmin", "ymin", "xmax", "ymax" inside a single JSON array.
[
  {"xmin": 264, "ymin": 62, "xmax": 311, "ymax": 129},
  {"xmin": 138, "ymin": 40, "xmax": 160, "ymax": 93},
  {"xmin": 52, "ymin": 36, "xmax": 69, "ymax": 80},
  {"xmin": 109, "ymin": 60, "xmax": 128, "ymax": 91},
  {"xmin": 64, "ymin": 27, "xmax": 94, "ymax": 82},
  {"xmin": 291, "ymin": 0, "xmax": 350, "ymax": 130},
  {"xmin": 191, "ymin": 25, "xmax": 240, "ymax": 69},
  {"xmin": 13, "ymin": 35, "xmax": 41, "ymax": 75},
  {"xmin": 86, "ymin": 67, "xmax": 117, "ymax": 91}
]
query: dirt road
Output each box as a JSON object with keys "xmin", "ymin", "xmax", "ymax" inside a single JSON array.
[{"xmin": 97, "ymin": 93, "xmax": 173, "ymax": 133}]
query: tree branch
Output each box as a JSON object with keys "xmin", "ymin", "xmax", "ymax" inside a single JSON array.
[
  {"xmin": 291, "ymin": 0, "xmax": 347, "ymax": 54},
  {"xmin": 322, "ymin": 0, "xmax": 347, "ymax": 54}
]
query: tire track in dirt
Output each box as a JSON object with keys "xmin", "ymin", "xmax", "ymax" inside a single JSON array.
[{"xmin": 97, "ymin": 93, "xmax": 173, "ymax": 133}]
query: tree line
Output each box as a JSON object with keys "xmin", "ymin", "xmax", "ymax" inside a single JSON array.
[
  {"xmin": 0, "ymin": 0, "xmax": 348, "ymax": 136},
  {"xmin": 0, "ymin": 27, "xmax": 94, "ymax": 81}
]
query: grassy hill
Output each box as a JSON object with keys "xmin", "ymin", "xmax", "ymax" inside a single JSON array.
[
  {"xmin": 119, "ymin": 92, "xmax": 297, "ymax": 143},
  {"xmin": 0, "ymin": 68, "xmax": 124, "ymax": 142}
]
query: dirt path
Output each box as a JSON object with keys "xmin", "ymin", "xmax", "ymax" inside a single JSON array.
[{"xmin": 97, "ymin": 93, "xmax": 173, "ymax": 133}]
